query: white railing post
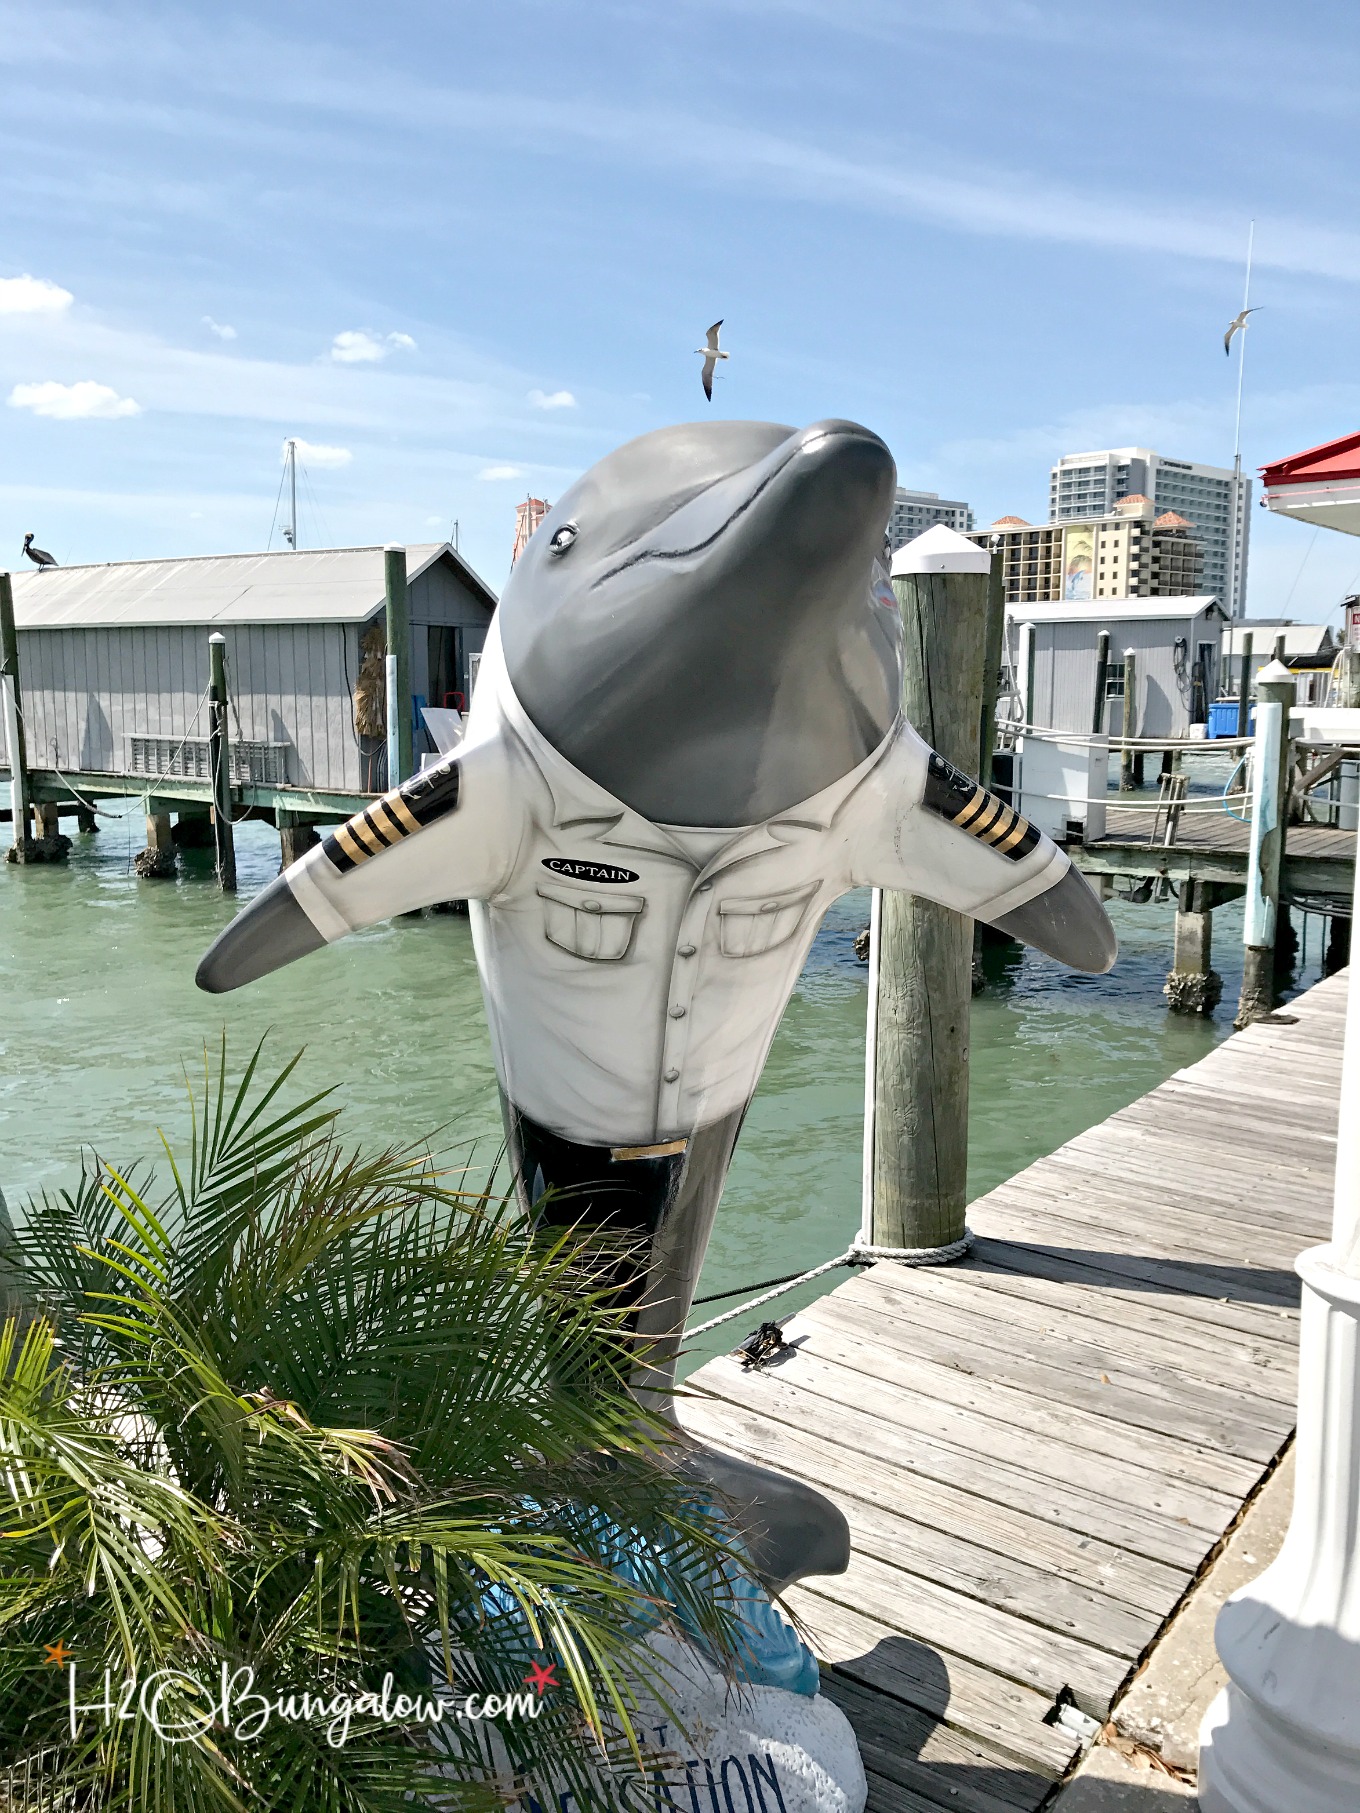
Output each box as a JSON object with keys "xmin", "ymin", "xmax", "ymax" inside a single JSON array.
[{"xmin": 1200, "ymin": 840, "xmax": 1360, "ymax": 1811}]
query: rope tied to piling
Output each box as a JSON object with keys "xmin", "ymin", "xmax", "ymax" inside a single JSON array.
[{"xmin": 684, "ymin": 1229, "xmax": 973, "ymax": 1338}]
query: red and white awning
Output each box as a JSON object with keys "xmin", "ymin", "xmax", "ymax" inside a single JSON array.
[{"xmin": 1261, "ymin": 431, "xmax": 1360, "ymax": 537}]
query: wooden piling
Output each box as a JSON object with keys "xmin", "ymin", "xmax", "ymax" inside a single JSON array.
[
  {"xmin": 384, "ymin": 546, "xmax": 413, "ymax": 787},
  {"xmin": 1236, "ymin": 629, "xmax": 1254, "ymax": 741},
  {"xmin": 1119, "ymin": 648, "xmax": 1138, "ymax": 792},
  {"xmin": 208, "ymin": 633, "xmax": 237, "ymax": 892},
  {"xmin": 1, "ymin": 572, "xmax": 32, "ymax": 862},
  {"xmin": 870, "ymin": 533, "xmax": 989, "ymax": 1256},
  {"xmin": 1337, "ymin": 647, "xmax": 1360, "ymax": 710},
  {"xmin": 134, "ymin": 810, "xmax": 177, "ymax": 879},
  {"xmin": 278, "ymin": 813, "xmax": 319, "ymax": 868},
  {"xmin": 1092, "ymin": 630, "xmax": 1110, "ymax": 735},
  {"xmin": 1165, "ymin": 880, "xmax": 1223, "ymax": 1014},
  {"xmin": 1236, "ymin": 664, "xmax": 1294, "ymax": 1027}
]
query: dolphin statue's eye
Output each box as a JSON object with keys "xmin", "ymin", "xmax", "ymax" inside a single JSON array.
[{"xmin": 548, "ymin": 521, "xmax": 579, "ymax": 556}]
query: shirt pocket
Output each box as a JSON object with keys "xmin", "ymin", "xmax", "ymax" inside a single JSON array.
[
  {"xmin": 717, "ymin": 881, "xmax": 820, "ymax": 958},
  {"xmin": 537, "ymin": 880, "xmax": 645, "ymax": 961}
]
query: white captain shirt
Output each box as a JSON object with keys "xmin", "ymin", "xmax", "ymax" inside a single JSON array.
[{"xmin": 283, "ymin": 619, "xmax": 1067, "ymax": 1149}]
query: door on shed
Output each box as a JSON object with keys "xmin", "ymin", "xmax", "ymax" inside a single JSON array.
[
  {"xmin": 427, "ymin": 626, "xmax": 464, "ymax": 710},
  {"xmin": 1194, "ymin": 639, "xmax": 1217, "ymax": 721}
]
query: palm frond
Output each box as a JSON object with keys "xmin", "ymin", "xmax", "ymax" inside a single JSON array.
[{"xmin": 0, "ymin": 1038, "xmax": 746, "ymax": 1811}]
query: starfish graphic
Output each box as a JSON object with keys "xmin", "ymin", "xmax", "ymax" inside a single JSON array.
[
  {"xmin": 43, "ymin": 1641, "xmax": 70, "ymax": 1670},
  {"xmin": 522, "ymin": 1659, "xmax": 557, "ymax": 1696}
]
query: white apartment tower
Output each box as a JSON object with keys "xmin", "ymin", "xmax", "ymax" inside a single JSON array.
[
  {"xmin": 1050, "ymin": 448, "xmax": 1250, "ymax": 616},
  {"xmin": 888, "ymin": 488, "xmax": 974, "ymax": 554}
]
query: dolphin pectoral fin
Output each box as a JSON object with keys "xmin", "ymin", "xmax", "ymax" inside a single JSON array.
[
  {"xmin": 676, "ymin": 1445, "xmax": 850, "ymax": 1592},
  {"xmin": 986, "ymin": 863, "xmax": 1117, "ymax": 975},
  {"xmin": 195, "ymin": 873, "xmax": 327, "ymax": 994}
]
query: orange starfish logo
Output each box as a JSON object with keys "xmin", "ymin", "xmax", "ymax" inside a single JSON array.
[{"xmin": 43, "ymin": 1641, "xmax": 70, "ymax": 1670}]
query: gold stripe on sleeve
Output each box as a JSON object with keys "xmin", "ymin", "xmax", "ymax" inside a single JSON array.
[
  {"xmin": 351, "ymin": 813, "xmax": 389, "ymax": 854},
  {"xmin": 333, "ymin": 822, "xmax": 372, "ymax": 866},
  {"xmin": 953, "ymin": 788, "xmax": 991, "ymax": 830},
  {"xmin": 969, "ymin": 796, "xmax": 1008, "ymax": 842},
  {"xmin": 994, "ymin": 815, "xmax": 1033, "ymax": 854},
  {"xmin": 387, "ymin": 794, "xmax": 422, "ymax": 836},
  {"xmin": 373, "ymin": 800, "xmax": 409, "ymax": 842}
]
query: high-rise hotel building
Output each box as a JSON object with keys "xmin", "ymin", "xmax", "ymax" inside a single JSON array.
[
  {"xmin": 887, "ymin": 488, "xmax": 974, "ymax": 554},
  {"xmin": 1049, "ymin": 448, "xmax": 1250, "ymax": 616}
]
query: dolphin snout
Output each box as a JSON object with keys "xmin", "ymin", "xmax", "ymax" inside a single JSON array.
[{"xmin": 758, "ymin": 419, "xmax": 896, "ymax": 561}]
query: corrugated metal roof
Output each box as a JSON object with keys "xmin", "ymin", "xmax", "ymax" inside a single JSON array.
[
  {"xmin": 1006, "ymin": 596, "xmax": 1224, "ymax": 624},
  {"xmin": 7, "ymin": 543, "xmax": 497, "ymax": 630},
  {"xmin": 1224, "ymin": 621, "xmax": 1336, "ymax": 657}
]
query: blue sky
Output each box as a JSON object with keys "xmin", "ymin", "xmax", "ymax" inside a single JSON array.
[{"xmin": 2, "ymin": 0, "xmax": 1358, "ymax": 615}]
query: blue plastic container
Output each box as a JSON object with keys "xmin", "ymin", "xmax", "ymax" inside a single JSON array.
[{"xmin": 1208, "ymin": 698, "xmax": 1253, "ymax": 738}]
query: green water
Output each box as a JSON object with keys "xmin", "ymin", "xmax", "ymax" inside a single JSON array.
[{"xmin": 0, "ymin": 797, "xmax": 1330, "ymax": 1377}]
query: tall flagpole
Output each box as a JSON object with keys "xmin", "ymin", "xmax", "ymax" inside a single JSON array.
[{"xmin": 1230, "ymin": 222, "xmax": 1254, "ymax": 617}]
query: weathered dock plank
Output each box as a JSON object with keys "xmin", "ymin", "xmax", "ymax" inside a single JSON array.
[{"xmin": 681, "ymin": 970, "xmax": 1346, "ymax": 1809}]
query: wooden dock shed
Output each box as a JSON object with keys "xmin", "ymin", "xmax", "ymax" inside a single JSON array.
[
  {"xmin": 2, "ymin": 543, "xmax": 496, "ymax": 799},
  {"xmin": 1010, "ymin": 597, "xmax": 1227, "ymax": 739}
]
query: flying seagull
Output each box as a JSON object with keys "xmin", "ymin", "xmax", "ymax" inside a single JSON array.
[
  {"xmin": 22, "ymin": 533, "xmax": 57, "ymax": 568},
  {"xmin": 696, "ymin": 320, "xmax": 728, "ymax": 400},
  {"xmin": 1224, "ymin": 306, "xmax": 1261, "ymax": 355}
]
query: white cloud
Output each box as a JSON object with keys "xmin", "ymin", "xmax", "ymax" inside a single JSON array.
[
  {"xmin": 528, "ymin": 387, "xmax": 576, "ymax": 410},
  {"xmin": 478, "ymin": 464, "xmax": 523, "ymax": 481},
  {"xmin": 290, "ymin": 437, "xmax": 352, "ymax": 468},
  {"xmin": 8, "ymin": 380, "xmax": 140, "ymax": 419},
  {"xmin": 203, "ymin": 315, "xmax": 237, "ymax": 340},
  {"xmin": 330, "ymin": 330, "xmax": 385, "ymax": 364},
  {"xmin": 0, "ymin": 274, "xmax": 74, "ymax": 316},
  {"xmin": 330, "ymin": 329, "xmax": 418, "ymax": 363},
  {"xmin": 425, "ymin": 513, "xmax": 444, "ymax": 525}
]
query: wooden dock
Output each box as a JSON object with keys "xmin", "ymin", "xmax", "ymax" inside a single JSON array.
[
  {"xmin": 680, "ymin": 970, "xmax": 1347, "ymax": 1812},
  {"xmin": 1078, "ymin": 805, "xmax": 1356, "ymax": 897}
]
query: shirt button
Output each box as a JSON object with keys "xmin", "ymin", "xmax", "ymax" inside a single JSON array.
[
  {"xmin": 678, "ymin": 943, "xmax": 696, "ymax": 957},
  {"xmin": 664, "ymin": 1068, "xmax": 680, "ymax": 1083},
  {"xmin": 697, "ymin": 882, "xmax": 712, "ymax": 893},
  {"xmin": 669, "ymin": 1006, "xmax": 686, "ymax": 1018}
]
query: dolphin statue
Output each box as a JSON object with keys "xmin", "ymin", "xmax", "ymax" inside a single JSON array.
[{"xmin": 197, "ymin": 419, "xmax": 1115, "ymax": 1590}]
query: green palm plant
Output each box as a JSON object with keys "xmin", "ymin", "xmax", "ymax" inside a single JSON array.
[{"xmin": 0, "ymin": 1040, "xmax": 744, "ymax": 1812}]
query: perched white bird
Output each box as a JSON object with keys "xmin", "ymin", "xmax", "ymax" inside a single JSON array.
[
  {"xmin": 696, "ymin": 320, "xmax": 728, "ymax": 400},
  {"xmin": 1224, "ymin": 306, "xmax": 1261, "ymax": 355}
]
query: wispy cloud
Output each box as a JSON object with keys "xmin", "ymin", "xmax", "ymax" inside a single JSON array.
[
  {"xmin": 0, "ymin": 274, "xmax": 74, "ymax": 315},
  {"xmin": 202, "ymin": 315, "xmax": 236, "ymax": 340},
  {"xmin": 329, "ymin": 329, "xmax": 418, "ymax": 364},
  {"xmin": 478, "ymin": 464, "xmax": 523, "ymax": 481},
  {"xmin": 290, "ymin": 436, "xmax": 351, "ymax": 468},
  {"xmin": 528, "ymin": 388, "xmax": 577, "ymax": 410},
  {"xmin": 8, "ymin": 379, "xmax": 140, "ymax": 419}
]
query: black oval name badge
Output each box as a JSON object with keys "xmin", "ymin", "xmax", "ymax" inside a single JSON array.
[{"xmin": 541, "ymin": 857, "xmax": 640, "ymax": 885}]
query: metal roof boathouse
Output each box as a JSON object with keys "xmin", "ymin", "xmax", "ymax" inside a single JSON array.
[{"xmin": 2, "ymin": 543, "xmax": 496, "ymax": 822}]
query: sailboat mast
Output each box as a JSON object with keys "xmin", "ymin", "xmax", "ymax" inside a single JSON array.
[
  {"xmin": 1230, "ymin": 222, "xmax": 1255, "ymax": 617},
  {"xmin": 288, "ymin": 440, "xmax": 299, "ymax": 552},
  {"xmin": 1233, "ymin": 221, "xmax": 1254, "ymax": 468}
]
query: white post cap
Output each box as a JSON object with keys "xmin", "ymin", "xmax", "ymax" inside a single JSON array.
[
  {"xmin": 891, "ymin": 524, "xmax": 992, "ymax": 577},
  {"xmin": 1258, "ymin": 658, "xmax": 1293, "ymax": 684}
]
